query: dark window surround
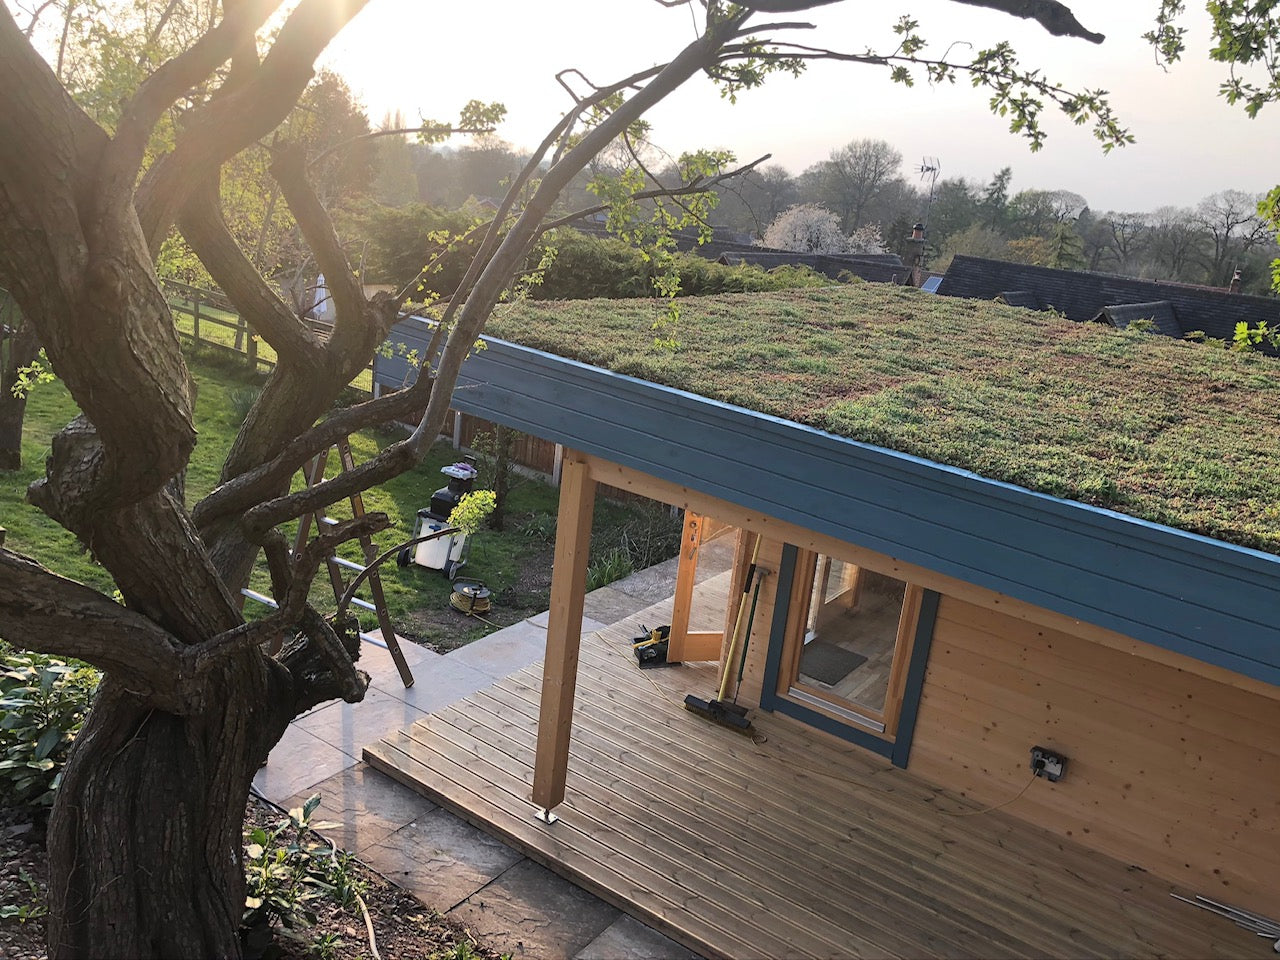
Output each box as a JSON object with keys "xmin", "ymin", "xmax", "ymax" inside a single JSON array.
[{"xmin": 760, "ymin": 544, "xmax": 940, "ymax": 768}]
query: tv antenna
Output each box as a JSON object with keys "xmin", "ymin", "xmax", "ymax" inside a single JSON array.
[{"xmin": 917, "ymin": 157, "xmax": 941, "ymax": 269}]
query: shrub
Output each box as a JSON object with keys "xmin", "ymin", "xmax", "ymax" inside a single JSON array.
[
  {"xmin": 0, "ymin": 641, "xmax": 100, "ymax": 809},
  {"xmin": 528, "ymin": 229, "xmax": 831, "ymax": 301},
  {"xmin": 241, "ymin": 794, "xmax": 369, "ymax": 956}
]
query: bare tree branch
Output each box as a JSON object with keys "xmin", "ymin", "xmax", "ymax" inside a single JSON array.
[
  {"xmin": 537, "ymin": 153, "xmax": 772, "ymax": 234},
  {"xmin": 191, "ymin": 379, "xmax": 433, "ymax": 529},
  {"xmin": 270, "ymin": 144, "xmax": 366, "ymax": 341},
  {"xmin": 0, "ymin": 549, "xmax": 192, "ymax": 712},
  {"xmin": 185, "ymin": 513, "xmax": 387, "ymax": 671},
  {"xmin": 179, "ymin": 173, "xmax": 324, "ymax": 361},
  {"xmin": 310, "ymin": 124, "xmax": 498, "ymax": 168},
  {"xmin": 136, "ymin": 0, "xmax": 375, "ymax": 253},
  {"xmin": 99, "ymin": 0, "xmax": 279, "ymax": 219}
]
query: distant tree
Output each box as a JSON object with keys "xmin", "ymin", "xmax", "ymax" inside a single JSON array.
[
  {"xmin": 1193, "ymin": 189, "xmax": 1268, "ymax": 286},
  {"xmin": 1097, "ymin": 211, "xmax": 1147, "ymax": 274},
  {"xmin": 371, "ymin": 111, "xmax": 420, "ymax": 207},
  {"xmin": 979, "ymin": 167, "xmax": 1015, "ymax": 231},
  {"xmin": 713, "ymin": 163, "xmax": 799, "ymax": 236},
  {"xmin": 1008, "ymin": 188, "xmax": 1087, "ymax": 238},
  {"xmin": 762, "ymin": 203, "xmax": 856, "ymax": 253},
  {"xmin": 1149, "ymin": 2, "xmax": 1279, "ymax": 290},
  {"xmin": 935, "ymin": 223, "xmax": 1009, "ymax": 271},
  {"xmin": 1143, "ymin": 206, "xmax": 1205, "ymax": 280},
  {"xmin": 1006, "ymin": 234, "xmax": 1054, "ymax": 266},
  {"xmin": 1047, "ymin": 221, "xmax": 1086, "ymax": 269},
  {"xmin": 802, "ymin": 138, "xmax": 905, "ymax": 230},
  {"xmin": 927, "ymin": 177, "xmax": 982, "ymax": 250}
]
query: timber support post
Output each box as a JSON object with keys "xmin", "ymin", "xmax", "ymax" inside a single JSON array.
[{"xmin": 532, "ymin": 449, "xmax": 595, "ymax": 815}]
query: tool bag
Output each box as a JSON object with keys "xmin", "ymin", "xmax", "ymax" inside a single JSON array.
[{"xmin": 631, "ymin": 624, "xmax": 672, "ymax": 669}]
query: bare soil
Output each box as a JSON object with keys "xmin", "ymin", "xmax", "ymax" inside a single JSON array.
[{"xmin": 0, "ymin": 801, "xmax": 501, "ymax": 960}]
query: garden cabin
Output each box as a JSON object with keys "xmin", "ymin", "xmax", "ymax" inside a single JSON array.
[{"xmin": 369, "ymin": 285, "xmax": 1280, "ymax": 958}]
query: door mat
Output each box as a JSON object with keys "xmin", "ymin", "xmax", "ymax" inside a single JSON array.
[{"xmin": 801, "ymin": 642, "xmax": 868, "ymax": 686}]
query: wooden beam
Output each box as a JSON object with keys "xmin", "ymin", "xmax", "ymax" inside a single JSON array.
[
  {"xmin": 532, "ymin": 450, "xmax": 596, "ymax": 814},
  {"xmin": 665, "ymin": 511, "xmax": 704, "ymax": 663},
  {"xmin": 580, "ymin": 453, "xmax": 1280, "ymax": 703}
]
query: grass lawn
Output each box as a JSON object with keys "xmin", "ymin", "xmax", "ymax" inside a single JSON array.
[{"xmin": 4, "ymin": 349, "xmax": 678, "ymax": 651}]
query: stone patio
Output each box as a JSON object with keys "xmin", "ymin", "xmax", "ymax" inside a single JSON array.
[{"xmin": 254, "ymin": 535, "xmax": 735, "ymax": 959}]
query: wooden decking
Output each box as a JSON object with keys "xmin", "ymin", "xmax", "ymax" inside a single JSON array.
[{"xmin": 365, "ymin": 620, "xmax": 1266, "ymax": 960}]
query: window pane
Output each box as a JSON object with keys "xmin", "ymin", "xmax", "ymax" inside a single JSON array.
[{"xmin": 797, "ymin": 558, "xmax": 906, "ymax": 715}]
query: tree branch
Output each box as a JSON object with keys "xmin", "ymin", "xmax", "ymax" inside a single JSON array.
[
  {"xmin": 99, "ymin": 0, "xmax": 280, "ymax": 223},
  {"xmin": 537, "ymin": 154, "xmax": 772, "ymax": 234},
  {"xmin": 136, "ymin": 0, "xmax": 375, "ymax": 253},
  {"xmin": 183, "ymin": 514, "xmax": 387, "ymax": 671},
  {"xmin": 270, "ymin": 144, "xmax": 365, "ymax": 342},
  {"xmin": 178, "ymin": 173, "xmax": 324, "ymax": 362},
  {"xmin": 948, "ymin": 0, "xmax": 1104, "ymax": 43},
  {"xmin": 0, "ymin": 549, "xmax": 192, "ymax": 713},
  {"xmin": 406, "ymin": 8, "xmax": 752, "ymax": 458},
  {"xmin": 192, "ymin": 376, "xmax": 433, "ymax": 529}
]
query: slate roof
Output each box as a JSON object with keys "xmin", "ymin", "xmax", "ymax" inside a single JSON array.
[
  {"xmin": 1094, "ymin": 301, "xmax": 1182, "ymax": 338},
  {"xmin": 938, "ymin": 255, "xmax": 1280, "ymax": 345}
]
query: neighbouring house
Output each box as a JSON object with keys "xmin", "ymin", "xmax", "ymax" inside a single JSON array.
[
  {"xmin": 938, "ymin": 254, "xmax": 1280, "ymax": 347},
  {"xmin": 369, "ymin": 285, "xmax": 1280, "ymax": 958},
  {"xmin": 572, "ymin": 219, "xmax": 912, "ymax": 284}
]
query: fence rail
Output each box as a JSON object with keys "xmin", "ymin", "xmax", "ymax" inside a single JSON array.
[{"xmin": 163, "ymin": 280, "xmax": 372, "ymax": 391}]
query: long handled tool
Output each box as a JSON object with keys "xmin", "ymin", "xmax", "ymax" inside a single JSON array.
[{"xmin": 684, "ymin": 533, "xmax": 764, "ymax": 734}]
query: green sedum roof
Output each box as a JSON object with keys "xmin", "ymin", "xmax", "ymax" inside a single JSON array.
[{"xmin": 485, "ymin": 284, "xmax": 1280, "ymax": 555}]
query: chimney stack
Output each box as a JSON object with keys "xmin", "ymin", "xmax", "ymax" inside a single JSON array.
[{"xmin": 1229, "ymin": 266, "xmax": 1242, "ymax": 294}]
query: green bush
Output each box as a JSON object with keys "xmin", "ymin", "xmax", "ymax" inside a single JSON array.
[
  {"xmin": 529, "ymin": 229, "xmax": 832, "ymax": 301},
  {"xmin": 0, "ymin": 641, "xmax": 100, "ymax": 808}
]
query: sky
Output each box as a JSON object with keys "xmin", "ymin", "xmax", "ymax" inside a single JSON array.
[{"xmin": 320, "ymin": 1, "xmax": 1279, "ymax": 213}]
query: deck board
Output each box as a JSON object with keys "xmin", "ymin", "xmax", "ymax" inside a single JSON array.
[{"xmin": 366, "ymin": 620, "xmax": 1269, "ymax": 960}]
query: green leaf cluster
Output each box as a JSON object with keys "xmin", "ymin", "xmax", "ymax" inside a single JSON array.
[
  {"xmin": 0, "ymin": 641, "xmax": 100, "ymax": 808},
  {"xmin": 241, "ymin": 794, "xmax": 368, "ymax": 952}
]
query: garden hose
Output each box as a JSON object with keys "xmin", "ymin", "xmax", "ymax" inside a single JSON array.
[{"xmin": 449, "ymin": 580, "xmax": 492, "ymax": 617}]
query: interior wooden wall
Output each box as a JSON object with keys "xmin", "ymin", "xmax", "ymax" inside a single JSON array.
[{"xmin": 910, "ymin": 596, "xmax": 1280, "ymax": 915}]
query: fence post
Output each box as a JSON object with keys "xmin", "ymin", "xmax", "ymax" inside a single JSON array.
[
  {"xmin": 192, "ymin": 294, "xmax": 201, "ymax": 345},
  {"xmin": 246, "ymin": 325, "xmax": 257, "ymax": 370},
  {"xmin": 233, "ymin": 311, "xmax": 245, "ymax": 352}
]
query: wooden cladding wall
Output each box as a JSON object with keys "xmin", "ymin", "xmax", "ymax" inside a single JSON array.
[{"xmin": 910, "ymin": 596, "xmax": 1280, "ymax": 914}]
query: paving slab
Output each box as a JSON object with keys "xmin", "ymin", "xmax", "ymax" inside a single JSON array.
[
  {"xmin": 253, "ymin": 724, "xmax": 357, "ymax": 805},
  {"xmin": 365, "ymin": 808, "xmax": 523, "ymax": 913},
  {"xmin": 283, "ymin": 762, "xmax": 435, "ymax": 854},
  {"xmin": 574, "ymin": 913, "xmax": 700, "ymax": 960},
  {"xmin": 581, "ymin": 586, "xmax": 649, "ymax": 626},
  {"xmin": 610, "ymin": 556, "xmax": 683, "ymax": 603},
  {"xmin": 445, "ymin": 619, "xmax": 547, "ymax": 680},
  {"xmin": 374, "ymin": 656, "xmax": 497, "ymax": 714},
  {"xmin": 447, "ymin": 859, "xmax": 619, "ymax": 960},
  {"xmin": 527, "ymin": 611, "xmax": 609, "ymax": 635},
  {"xmin": 353, "ymin": 636, "xmax": 437, "ymax": 691},
  {"xmin": 295, "ymin": 682, "xmax": 429, "ymax": 758}
]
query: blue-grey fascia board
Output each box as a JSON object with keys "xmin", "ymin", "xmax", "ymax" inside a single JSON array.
[{"xmin": 375, "ymin": 320, "xmax": 1280, "ymax": 686}]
